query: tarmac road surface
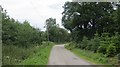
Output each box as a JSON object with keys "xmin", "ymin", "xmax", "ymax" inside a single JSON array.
[{"xmin": 48, "ymin": 44, "xmax": 92, "ymax": 65}]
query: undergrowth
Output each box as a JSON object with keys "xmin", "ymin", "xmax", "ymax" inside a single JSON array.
[{"xmin": 2, "ymin": 42, "xmax": 54, "ymax": 65}]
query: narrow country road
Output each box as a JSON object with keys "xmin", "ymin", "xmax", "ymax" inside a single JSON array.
[{"xmin": 48, "ymin": 44, "xmax": 92, "ymax": 65}]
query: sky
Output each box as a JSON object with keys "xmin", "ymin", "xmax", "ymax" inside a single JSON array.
[{"xmin": 0, "ymin": 0, "xmax": 71, "ymax": 31}]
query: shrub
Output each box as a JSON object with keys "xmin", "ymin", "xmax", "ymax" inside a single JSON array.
[
  {"xmin": 106, "ymin": 43, "xmax": 116, "ymax": 57},
  {"xmin": 65, "ymin": 42, "xmax": 76, "ymax": 50},
  {"xmin": 97, "ymin": 42, "xmax": 107, "ymax": 54},
  {"xmin": 80, "ymin": 36, "xmax": 89, "ymax": 49},
  {"xmin": 90, "ymin": 33, "xmax": 101, "ymax": 52},
  {"xmin": 2, "ymin": 42, "xmax": 51, "ymax": 65}
]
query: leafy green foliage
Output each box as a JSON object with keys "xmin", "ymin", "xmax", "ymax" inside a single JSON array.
[
  {"xmin": 2, "ymin": 19, "xmax": 44, "ymax": 47},
  {"xmin": 45, "ymin": 18, "xmax": 70, "ymax": 43},
  {"xmin": 65, "ymin": 44, "xmax": 108, "ymax": 64},
  {"xmin": 62, "ymin": 2, "xmax": 120, "ymax": 58},
  {"xmin": 1, "ymin": 7, "xmax": 46, "ymax": 47},
  {"xmin": 20, "ymin": 42, "xmax": 54, "ymax": 65},
  {"xmin": 62, "ymin": 2, "xmax": 117, "ymax": 41},
  {"xmin": 1, "ymin": 6, "xmax": 69, "ymax": 65},
  {"xmin": 2, "ymin": 42, "xmax": 54, "ymax": 65},
  {"xmin": 89, "ymin": 33, "xmax": 100, "ymax": 52},
  {"xmin": 1, "ymin": 7, "xmax": 54, "ymax": 65},
  {"xmin": 80, "ymin": 36, "xmax": 89, "ymax": 49},
  {"xmin": 76, "ymin": 32, "xmax": 120, "ymax": 57},
  {"xmin": 65, "ymin": 44, "xmax": 119, "ymax": 65},
  {"xmin": 106, "ymin": 43, "xmax": 116, "ymax": 57},
  {"xmin": 65, "ymin": 42, "xmax": 76, "ymax": 50}
]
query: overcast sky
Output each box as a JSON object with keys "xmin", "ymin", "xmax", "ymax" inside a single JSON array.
[{"xmin": 0, "ymin": 0, "xmax": 71, "ymax": 31}]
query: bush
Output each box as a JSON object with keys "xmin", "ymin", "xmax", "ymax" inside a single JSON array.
[
  {"xmin": 65, "ymin": 42, "xmax": 76, "ymax": 50},
  {"xmin": 69, "ymin": 32, "xmax": 120, "ymax": 57},
  {"xmin": 89, "ymin": 33, "xmax": 101, "ymax": 52},
  {"xmin": 106, "ymin": 43, "xmax": 116, "ymax": 57},
  {"xmin": 80, "ymin": 36, "xmax": 89, "ymax": 49},
  {"xmin": 85, "ymin": 40, "xmax": 92, "ymax": 50},
  {"xmin": 97, "ymin": 32, "xmax": 119, "ymax": 57},
  {"xmin": 97, "ymin": 41, "xmax": 108, "ymax": 54}
]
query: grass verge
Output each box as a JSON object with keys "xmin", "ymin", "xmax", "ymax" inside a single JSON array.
[
  {"xmin": 71, "ymin": 48, "xmax": 107, "ymax": 65},
  {"xmin": 65, "ymin": 43, "xmax": 118, "ymax": 65},
  {"xmin": 2, "ymin": 42, "xmax": 54, "ymax": 65},
  {"xmin": 20, "ymin": 42, "xmax": 54, "ymax": 65}
]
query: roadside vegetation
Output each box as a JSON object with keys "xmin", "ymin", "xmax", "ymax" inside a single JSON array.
[
  {"xmin": 20, "ymin": 42, "xmax": 54, "ymax": 65},
  {"xmin": 63, "ymin": 2, "xmax": 120, "ymax": 65},
  {"xmin": 65, "ymin": 43, "xmax": 118, "ymax": 65},
  {"xmin": 3, "ymin": 42, "xmax": 54, "ymax": 65}
]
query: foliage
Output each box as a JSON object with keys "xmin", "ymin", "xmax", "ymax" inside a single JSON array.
[
  {"xmin": 76, "ymin": 32, "xmax": 120, "ymax": 57},
  {"xmin": 106, "ymin": 43, "xmax": 116, "ymax": 57},
  {"xmin": 1, "ymin": 6, "xmax": 70, "ymax": 65},
  {"xmin": 2, "ymin": 42, "xmax": 54, "ymax": 65},
  {"xmin": 65, "ymin": 44, "xmax": 108, "ymax": 64},
  {"xmin": 62, "ymin": 2, "xmax": 120, "ymax": 58},
  {"xmin": 62, "ymin": 2, "xmax": 117, "ymax": 41},
  {"xmin": 1, "ymin": 7, "xmax": 55, "ymax": 65},
  {"xmin": 45, "ymin": 18, "xmax": 70, "ymax": 43},
  {"xmin": 65, "ymin": 44, "xmax": 119, "ymax": 65},
  {"xmin": 20, "ymin": 42, "xmax": 54, "ymax": 65},
  {"xmin": 88, "ymin": 34, "xmax": 100, "ymax": 52},
  {"xmin": 2, "ymin": 19, "xmax": 44, "ymax": 47},
  {"xmin": 65, "ymin": 42, "xmax": 76, "ymax": 50}
]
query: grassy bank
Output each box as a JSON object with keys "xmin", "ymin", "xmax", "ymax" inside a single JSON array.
[
  {"xmin": 20, "ymin": 42, "xmax": 54, "ymax": 65},
  {"xmin": 65, "ymin": 44, "xmax": 118, "ymax": 65},
  {"xmin": 2, "ymin": 42, "xmax": 54, "ymax": 65}
]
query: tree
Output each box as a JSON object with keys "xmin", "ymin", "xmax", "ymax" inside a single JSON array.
[
  {"xmin": 2, "ymin": 8, "xmax": 45, "ymax": 47},
  {"xmin": 62, "ymin": 2, "xmax": 120, "ymax": 57},
  {"xmin": 62, "ymin": 2, "xmax": 115, "ymax": 41},
  {"xmin": 45, "ymin": 18, "xmax": 69, "ymax": 43}
]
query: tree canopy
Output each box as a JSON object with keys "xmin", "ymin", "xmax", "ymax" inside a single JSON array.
[
  {"xmin": 62, "ymin": 2, "xmax": 120, "ymax": 57},
  {"xmin": 45, "ymin": 18, "xmax": 70, "ymax": 43},
  {"xmin": 62, "ymin": 2, "xmax": 119, "ymax": 41}
]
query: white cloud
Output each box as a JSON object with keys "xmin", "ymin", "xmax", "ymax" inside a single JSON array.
[{"xmin": 0, "ymin": 0, "xmax": 71, "ymax": 31}]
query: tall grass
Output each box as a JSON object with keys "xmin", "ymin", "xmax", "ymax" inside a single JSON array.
[
  {"xmin": 2, "ymin": 42, "xmax": 54, "ymax": 65},
  {"xmin": 65, "ymin": 43, "xmax": 119, "ymax": 65},
  {"xmin": 20, "ymin": 42, "xmax": 54, "ymax": 65}
]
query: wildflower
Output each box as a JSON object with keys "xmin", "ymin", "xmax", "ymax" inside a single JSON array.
[{"xmin": 6, "ymin": 56, "xmax": 9, "ymax": 59}]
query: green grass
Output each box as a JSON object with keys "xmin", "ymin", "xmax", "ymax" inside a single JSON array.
[
  {"xmin": 65, "ymin": 46, "xmax": 118, "ymax": 67},
  {"xmin": 71, "ymin": 48, "xmax": 107, "ymax": 65},
  {"xmin": 65, "ymin": 44, "xmax": 118, "ymax": 65},
  {"xmin": 2, "ymin": 42, "xmax": 54, "ymax": 65},
  {"xmin": 20, "ymin": 42, "xmax": 54, "ymax": 65}
]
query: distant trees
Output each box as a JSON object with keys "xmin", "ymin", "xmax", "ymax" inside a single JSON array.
[
  {"xmin": 45, "ymin": 18, "xmax": 69, "ymax": 43},
  {"xmin": 62, "ymin": 2, "xmax": 120, "ymax": 57}
]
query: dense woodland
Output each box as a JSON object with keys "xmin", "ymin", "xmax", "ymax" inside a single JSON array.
[{"xmin": 62, "ymin": 2, "xmax": 120, "ymax": 58}]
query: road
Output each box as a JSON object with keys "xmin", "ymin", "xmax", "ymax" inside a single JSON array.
[{"xmin": 48, "ymin": 44, "xmax": 92, "ymax": 65}]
